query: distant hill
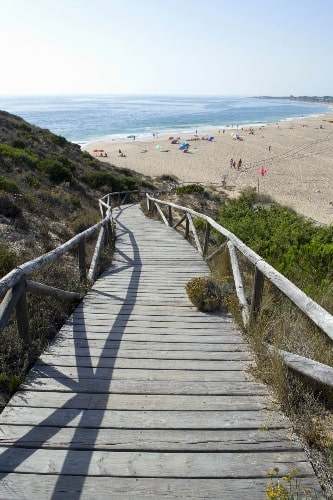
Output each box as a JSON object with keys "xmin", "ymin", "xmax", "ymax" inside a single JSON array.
[
  {"xmin": 0, "ymin": 110, "xmax": 157, "ymax": 274},
  {"xmin": 259, "ymin": 95, "xmax": 333, "ymax": 103}
]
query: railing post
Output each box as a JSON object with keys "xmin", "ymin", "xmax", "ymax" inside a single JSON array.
[
  {"xmin": 15, "ymin": 278, "xmax": 30, "ymax": 345},
  {"xmin": 185, "ymin": 214, "xmax": 189, "ymax": 239},
  {"xmin": 106, "ymin": 219, "xmax": 114, "ymax": 247},
  {"xmin": 78, "ymin": 238, "xmax": 87, "ymax": 282},
  {"xmin": 251, "ymin": 267, "xmax": 265, "ymax": 320},
  {"xmin": 203, "ymin": 221, "xmax": 211, "ymax": 256},
  {"xmin": 168, "ymin": 206, "xmax": 173, "ymax": 225}
]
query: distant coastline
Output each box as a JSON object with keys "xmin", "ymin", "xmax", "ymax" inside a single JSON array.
[{"xmin": 258, "ymin": 95, "xmax": 333, "ymax": 104}]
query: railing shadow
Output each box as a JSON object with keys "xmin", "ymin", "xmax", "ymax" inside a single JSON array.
[{"xmin": 0, "ymin": 206, "xmax": 141, "ymax": 499}]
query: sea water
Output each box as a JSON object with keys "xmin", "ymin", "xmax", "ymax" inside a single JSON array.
[{"xmin": 0, "ymin": 94, "xmax": 330, "ymax": 146}]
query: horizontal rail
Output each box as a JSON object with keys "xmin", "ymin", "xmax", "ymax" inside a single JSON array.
[
  {"xmin": 0, "ymin": 205, "xmax": 114, "ymax": 344},
  {"xmin": 146, "ymin": 194, "xmax": 333, "ymax": 342},
  {"xmin": 146, "ymin": 193, "xmax": 333, "ymax": 388},
  {"xmin": 0, "ymin": 213, "xmax": 112, "ymax": 296},
  {"xmin": 266, "ymin": 344, "xmax": 333, "ymax": 388}
]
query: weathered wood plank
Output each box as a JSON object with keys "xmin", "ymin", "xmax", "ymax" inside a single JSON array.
[
  {"xmin": 48, "ymin": 339, "xmax": 250, "ymax": 351},
  {"xmin": 0, "ymin": 448, "xmax": 316, "ymax": 477},
  {"xmin": 35, "ymin": 355, "xmax": 252, "ymax": 371},
  {"xmin": 0, "ymin": 475, "xmax": 323, "ymax": 500},
  {"xmin": 57, "ymin": 331, "xmax": 246, "ymax": 343},
  {"xmin": 0, "ymin": 407, "xmax": 289, "ymax": 429},
  {"xmin": 30, "ymin": 366, "xmax": 251, "ymax": 382},
  {"xmin": 42, "ymin": 347, "xmax": 253, "ymax": 360},
  {"xmin": 0, "ymin": 426, "xmax": 301, "ymax": 451},
  {"xmin": 7, "ymin": 392, "xmax": 269, "ymax": 411},
  {"xmin": 21, "ymin": 378, "xmax": 269, "ymax": 395}
]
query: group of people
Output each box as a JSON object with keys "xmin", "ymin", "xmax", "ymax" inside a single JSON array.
[{"xmin": 230, "ymin": 158, "xmax": 242, "ymax": 170}]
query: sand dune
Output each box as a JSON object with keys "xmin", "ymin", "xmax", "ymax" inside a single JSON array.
[{"xmin": 84, "ymin": 113, "xmax": 333, "ymax": 225}]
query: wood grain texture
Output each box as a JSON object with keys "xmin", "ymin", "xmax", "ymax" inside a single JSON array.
[{"xmin": 0, "ymin": 204, "xmax": 322, "ymax": 499}]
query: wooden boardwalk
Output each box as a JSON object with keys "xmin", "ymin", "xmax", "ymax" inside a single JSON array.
[{"xmin": 0, "ymin": 204, "xmax": 322, "ymax": 499}]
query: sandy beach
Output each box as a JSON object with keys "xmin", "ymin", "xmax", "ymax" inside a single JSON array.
[{"xmin": 84, "ymin": 113, "xmax": 333, "ymax": 225}]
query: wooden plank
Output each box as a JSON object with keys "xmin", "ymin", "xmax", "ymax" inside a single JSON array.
[
  {"xmin": 57, "ymin": 332, "xmax": 245, "ymax": 343},
  {"xmin": 0, "ymin": 448, "xmax": 316, "ymax": 477},
  {"xmin": 30, "ymin": 366, "xmax": 251, "ymax": 382},
  {"xmin": 36, "ymin": 355, "xmax": 252, "ymax": 371},
  {"xmin": 42, "ymin": 347, "xmax": 253, "ymax": 360},
  {"xmin": 0, "ymin": 475, "xmax": 323, "ymax": 500},
  {"xmin": 46, "ymin": 339, "xmax": 250, "ymax": 352},
  {"xmin": 0, "ymin": 407, "xmax": 289, "ymax": 429},
  {"xmin": 21, "ymin": 378, "xmax": 270, "ymax": 395},
  {"xmin": 7, "ymin": 392, "xmax": 269, "ymax": 411},
  {"xmin": 0, "ymin": 426, "xmax": 302, "ymax": 451}
]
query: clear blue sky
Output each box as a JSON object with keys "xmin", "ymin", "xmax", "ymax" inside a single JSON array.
[{"xmin": 1, "ymin": 0, "xmax": 332, "ymax": 96}]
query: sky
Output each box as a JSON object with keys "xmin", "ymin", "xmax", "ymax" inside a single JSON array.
[{"xmin": 1, "ymin": 0, "xmax": 332, "ymax": 96}]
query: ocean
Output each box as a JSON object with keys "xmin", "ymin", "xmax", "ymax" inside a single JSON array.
[{"xmin": 0, "ymin": 94, "xmax": 330, "ymax": 147}]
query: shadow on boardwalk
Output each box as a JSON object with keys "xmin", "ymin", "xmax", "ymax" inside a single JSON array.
[{"xmin": 0, "ymin": 205, "xmax": 324, "ymax": 499}]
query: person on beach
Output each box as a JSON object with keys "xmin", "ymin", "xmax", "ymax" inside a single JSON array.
[
  {"xmin": 230, "ymin": 158, "xmax": 233, "ymax": 168},
  {"xmin": 268, "ymin": 145, "xmax": 271, "ymax": 152},
  {"xmin": 233, "ymin": 160, "xmax": 236, "ymax": 168},
  {"xmin": 237, "ymin": 159, "xmax": 242, "ymax": 170}
]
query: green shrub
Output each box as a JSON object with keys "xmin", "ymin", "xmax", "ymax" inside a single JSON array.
[
  {"xmin": 218, "ymin": 190, "xmax": 333, "ymax": 301},
  {"xmin": 0, "ymin": 176, "xmax": 21, "ymax": 194},
  {"xmin": 186, "ymin": 276, "xmax": 225, "ymax": 311},
  {"xmin": 37, "ymin": 158, "xmax": 73, "ymax": 183},
  {"xmin": 42, "ymin": 132, "xmax": 67, "ymax": 147},
  {"xmin": 19, "ymin": 123, "xmax": 32, "ymax": 133},
  {"xmin": 68, "ymin": 194, "xmax": 81, "ymax": 210},
  {"xmin": 82, "ymin": 171, "xmax": 139, "ymax": 191},
  {"xmin": 0, "ymin": 195, "xmax": 22, "ymax": 218},
  {"xmin": 0, "ymin": 243, "xmax": 17, "ymax": 277},
  {"xmin": 0, "ymin": 143, "xmax": 38, "ymax": 166},
  {"xmin": 24, "ymin": 173, "xmax": 40, "ymax": 188},
  {"xmin": 176, "ymin": 184, "xmax": 205, "ymax": 195},
  {"xmin": 8, "ymin": 374, "xmax": 22, "ymax": 393},
  {"xmin": 11, "ymin": 139, "xmax": 26, "ymax": 149}
]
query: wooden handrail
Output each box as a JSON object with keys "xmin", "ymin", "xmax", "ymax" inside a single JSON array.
[
  {"xmin": 146, "ymin": 193, "xmax": 333, "ymax": 388},
  {"xmin": 0, "ymin": 207, "xmax": 114, "ymax": 342},
  {"xmin": 0, "ymin": 189, "xmax": 165, "ymax": 344},
  {"xmin": 146, "ymin": 193, "xmax": 333, "ymax": 341}
]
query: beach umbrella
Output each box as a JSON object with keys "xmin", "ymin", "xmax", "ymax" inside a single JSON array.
[
  {"xmin": 178, "ymin": 144, "xmax": 188, "ymax": 150},
  {"xmin": 208, "ymin": 136, "xmax": 214, "ymax": 141},
  {"xmin": 92, "ymin": 149, "xmax": 99, "ymax": 152},
  {"xmin": 180, "ymin": 141, "xmax": 188, "ymax": 147}
]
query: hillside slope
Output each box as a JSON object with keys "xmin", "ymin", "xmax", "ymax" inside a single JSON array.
[{"xmin": 0, "ymin": 110, "xmax": 156, "ymax": 272}]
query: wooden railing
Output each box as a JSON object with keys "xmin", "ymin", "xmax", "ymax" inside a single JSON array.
[
  {"xmin": 0, "ymin": 208, "xmax": 113, "ymax": 346},
  {"xmin": 146, "ymin": 193, "xmax": 333, "ymax": 389},
  {"xmin": 0, "ymin": 189, "xmax": 166, "ymax": 349},
  {"xmin": 98, "ymin": 189, "xmax": 169, "ymax": 217}
]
